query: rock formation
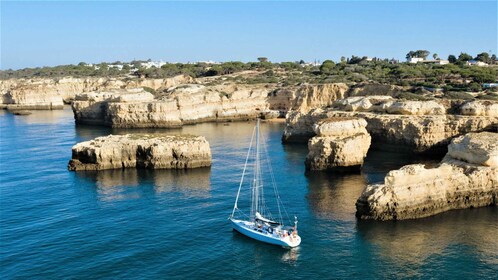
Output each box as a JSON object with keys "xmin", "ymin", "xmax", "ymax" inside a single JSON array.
[
  {"xmin": 72, "ymin": 83, "xmax": 280, "ymax": 127},
  {"xmin": 460, "ymin": 100, "xmax": 498, "ymax": 117},
  {"xmin": 0, "ymin": 75, "xmax": 192, "ymax": 110},
  {"xmin": 355, "ymin": 132, "xmax": 498, "ymax": 220},
  {"xmin": 68, "ymin": 134, "xmax": 212, "ymax": 171},
  {"xmin": 305, "ymin": 118, "xmax": 371, "ymax": 171},
  {"xmin": 283, "ymin": 97, "xmax": 498, "ymax": 152},
  {"xmin": 289, "ymin": 83, "xmax": 349, "ymax": 112}
]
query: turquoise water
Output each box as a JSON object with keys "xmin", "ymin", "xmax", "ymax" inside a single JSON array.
[{"xmin": 1, "ymin": 108, "xmax": 497, "ymax": 279}]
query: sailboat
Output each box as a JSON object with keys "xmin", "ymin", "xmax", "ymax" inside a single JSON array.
[{"xmin": 229, "ymin": 119, "xmax": 301, "ymax": 248}]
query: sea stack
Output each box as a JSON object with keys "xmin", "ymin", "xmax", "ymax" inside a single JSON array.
[
  {"xmin": 355, "ymin": 131, "xmax": 498, "ymax": 221},
  {"xmin": 68, "ymin": 134, "xmax": 212, "ymax": 171},
  {"xmin": 305, "ymin": 117, "xmax": 371, "ymax": 171}
]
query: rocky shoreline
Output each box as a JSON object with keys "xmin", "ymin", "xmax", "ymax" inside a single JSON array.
[
  {"xmin": 3, "ymin": 75, "xmax": 497, "ymax": 221},
  {"xmin": 355, "ymin": 132, "xmax": 498, "ymax": 220},
  {"xmin": 68, "ymin": 134, "xmax": 212, "ymax": 171},
  {"xmin": 0, "ymin": 75, "xmax": 192, "ymax": 110},
  {"xmin": 283, "ymin": 97, "xmax": 498, "ymax": 152}
]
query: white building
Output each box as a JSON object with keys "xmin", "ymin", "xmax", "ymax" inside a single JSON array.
[
  {"xmin": 407, "ymin": 58, "xmax": 449, "ymax": 65},
  {"xmin": 466, "ymin": 60, "xmax": 488, "ymax": 67},
  {"xmin": 407, "ymin": 57, "xmax": 424, "ymax": 63},
  {"xmin": 140, "ymin": 61, "xmax": 167, "ymax": 69}
]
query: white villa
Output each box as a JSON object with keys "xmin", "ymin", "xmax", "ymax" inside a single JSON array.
[
  {"xmin": 407, "ymin": 57, "xmax": 449, "ymax": 65},
  {"xmin": 466, "ymin": 60, "xmax": 488, "ymax": 67}
]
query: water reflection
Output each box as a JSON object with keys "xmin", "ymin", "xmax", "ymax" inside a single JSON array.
[
  {"xmin": 306, "ymin": 172, "xmax": 366, "ymax": 221},
  {"xmin": 281, "ymin": 247, "xmax": 300, "ymax": 264},
  {"xmin": 75, "ymin": 125, "xmax": 112, "ymax": 141},
  {"xmin": 356, "ymin": 207, "xmax": 498, "ymax": 267},
  {"xmin": 4, "ymin": 106, "xmax": 74, "ymax": 125},
  {"xmin": 153, "ymin": 168, "xmax": 211, "ymax": 194},
  {"xmin": 75, "ymin": 167, "xmax": 211, "ymax": 201}
]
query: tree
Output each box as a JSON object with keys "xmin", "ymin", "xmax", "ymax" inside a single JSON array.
[
  {"xmin": 458, "ymin": 52, "xmax": 473, "ymax": 62},
  {"xmin": 433, "ymin": 53, "xmax": 438, "ymax": 60},
  {"xmin": 257, "ymin": 57, "xmax": 268, "ymax": 63},
  {"xmin": 348, "ymin": 55, "xmax": 362, "ymax": 64},
  {"xmin": 406, "ymin": 50, "xmax": 430, "ymax": 59},
  {"xmin": 320, "ymin": 60, "xmax": 335, "ymax": 73},
  {"xmin": 491, "ymin": 54, "xmax": 497, "ymax": 64},
  {"xmin": 448, "ymin": 55, "xmax": 457, "ymax": 63},
  {"xmin": 415, "ymin": 50, "xmax": 430, "ymax": 59},
  {"xmin": 475, "ymin": 52, "xmax": 490, "ymax": 63},
  {"xmin": 406, "ymin": 51, "xmax": 416, "ymax": 59}
]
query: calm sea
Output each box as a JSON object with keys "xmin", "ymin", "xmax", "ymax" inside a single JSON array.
[{"xmin": 1, "ymin": 108, "xmax": 497, "ymax": 279}]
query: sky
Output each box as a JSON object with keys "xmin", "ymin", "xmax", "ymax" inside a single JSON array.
[{"xmin": 1, "ymin": 1, "xmax": 497, "ymax": 70}]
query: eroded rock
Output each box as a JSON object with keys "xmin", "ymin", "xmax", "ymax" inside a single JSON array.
[
  {"xmin": 305, "ymin": 118, "xmax": 371, "ymax": 171},
  {"xmin": 355, "ymin": 132, "xmax": 498, "ymax": 220},
  {"xmin": 68, "ymin": 134, "xmax": 212, "ymax": 171},
  {"xmin": 72, "ymin": 83, "xmax": 279, "ymax": 127}
]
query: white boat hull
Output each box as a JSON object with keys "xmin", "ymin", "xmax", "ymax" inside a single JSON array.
[{"xmin": 230, "ymin": 219, "xmax": 301, "ymax": 248}]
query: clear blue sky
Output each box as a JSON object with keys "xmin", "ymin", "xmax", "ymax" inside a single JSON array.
[{"xmin": 1, "ymin": 1, "xmax": 497, "ymax": 70}]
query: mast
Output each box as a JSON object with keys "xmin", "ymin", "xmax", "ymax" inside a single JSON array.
[
  {"xmin": 252, "ymin": 118, "xmax": 260, "ymax": 220},
  {"xmin": 231, "ymin": 125, "xmax": 256, "ymax": 219}
]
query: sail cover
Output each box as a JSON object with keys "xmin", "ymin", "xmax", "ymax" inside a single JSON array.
[{"xmin": 255, "ymin": 212, "xmax": 280, "ymax": 225}]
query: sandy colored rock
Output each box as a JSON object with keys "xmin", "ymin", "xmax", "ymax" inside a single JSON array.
[
  {"xmin": 305, "ymin": 118, "xmax": 371, "ymax": 171},
  {"xmin": 282, "ymin": 106, "xmax": 497, "ymax": 152},
  {"xmin": 460, "ymin": 100, "xmax": 498, "ymax": 117},
  {"xmin": 68, "ymin": 134, "xmax": 212, "ymax": 171},
  {"xmin": 290, "ymin": 83, "xmax": 349, "ymax": 112},
  {"xmin": 386, "ymin": 100, "xmax": 446, "ymax": 115},
  {"xmin": 312, "ymin": 117, "xmax": 368, "ymax": 137},
  {"xmin": 0, "ymin": 75, "xmax": 192, "ymax": 110},
  {"xmin": 72, "ymin": 83, "xmax": 278, "ymax": 127},
  {"xmin": 446, "ymin": 132, "xmax": 498, "ymax": 167},
  {"xmin": 356, "ymin": 132, "xmax": 498, "ymax": 220},
  {"xmin": 333, "ymin": 96, "xmax": 394, "ymax": 112}
]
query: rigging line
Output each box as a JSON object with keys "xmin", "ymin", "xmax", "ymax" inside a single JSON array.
[{"xmin": 231, "ymin": 125, "xmax": 256, "ymax": 219}]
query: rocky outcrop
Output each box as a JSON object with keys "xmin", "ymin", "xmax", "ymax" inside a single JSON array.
[
  {"xmin": 355, "ymin": 132, "xmax": 498, "ymax": 220},
  {"xmin": 445, "ymin": 131, "xmax": 498, "ymax": 167},
  {"xmin": 71, "ymin": 88, "xmax": 155, "ymax": 126},
  {"xmin": 68, "ymin": 134, "xmax": 212, "ymax": 171},
  {"xmin": 333, "ymin": 95, "xmax": 394, "ymax": 112},
  {"xmin": 72, "ymin": 83, "xmax": 279, "ymax": 127},
  {"xmin": 348, "ymin": 83, "xmax": 407, "ymax": 96},
  {"xmin": 290, "ymin": 83, "xmax": 349, "ymax": 112},
  {"xmin": 0, "ymin": 75, "xmax": 192, "ymax": 110},
  {"xmin": 283, "ymin": 97, "xmax": 498, "ymax": 152},
  {"xmin": 305, "ymin": 118, "xmax": 371, "ymax": 171},
  {"xmin": 460, "ymin": 100, "xmax": 498, "ymax": 117}
]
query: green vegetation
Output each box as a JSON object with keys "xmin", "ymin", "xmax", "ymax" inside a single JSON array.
[{"xmin": 1, "ymin": 53, "xmax": 496, "ymax": 95}]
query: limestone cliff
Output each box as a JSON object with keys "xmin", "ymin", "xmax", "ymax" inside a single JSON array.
[
  {"xmin": 290, "ymin": 83, "xmax": 349, "ymax": 112},
  {"xmin": 68, "ymin": 134, "xmax": 212, "ymax": 171},
  {"xmin": 355, "ymin": 132, "xmax": 498, "ymax": 220},
  {"xmin": 283, "ymin": 97, "xmax": 498, "ymax": 152},
  {"xmin": 0, "ymin": 75, "xmax": 192, "ymax": 110},
  {"xmin": 72, "ymin": 83, "xmax": 280, "ymax": 128},
  {"xmin": 305, "ymin": 118, "xmax": 371, "ymax": 171}
]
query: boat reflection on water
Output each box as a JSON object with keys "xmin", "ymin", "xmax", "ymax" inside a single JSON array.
[
  {"xmin": 306, "ymin": 171, "xmax": 367, "ymax": 221},
  {"xmin": 281, "ymin": 247, "xmax": 300, "ymax": 263},
  {"xmin": 356, "ymin": 207, "xmax": 498, "ymax": 267},
  {"xmin": 74, "ymin": 167, "xmax": 211, "ymax": 201}
]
